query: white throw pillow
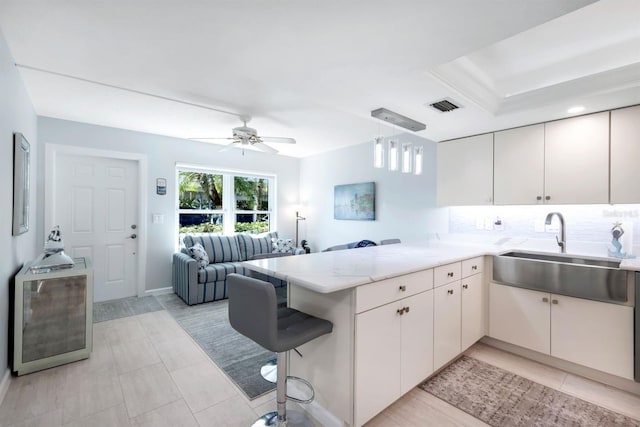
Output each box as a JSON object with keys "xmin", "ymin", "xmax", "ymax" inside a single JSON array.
[
  {"xmin": 188, "ymin": 243, "xmax": 209, "ymax": 268},
  {"xmin": 272, "ymin": 238, "xmax": 294, "ymax": 254}
]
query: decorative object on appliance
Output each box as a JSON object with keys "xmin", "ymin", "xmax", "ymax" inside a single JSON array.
[
  {"xmin": 30, "ymin": 226, "xmax": 75, "ymax": 273},
  {"xmin": 608, "ymin": 221, "xmax": 635, "ymax": 259},
  {"xmin": 190, "ymin": 116, "xmax": 295, "ymax": 155}
]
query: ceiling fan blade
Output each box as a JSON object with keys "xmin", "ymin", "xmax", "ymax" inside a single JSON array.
[
  {"xmin": 252, "ymin": 142, "xmax": 279, "ymax": 154},
  {"xmin": 260, "ymin": 136, "xmax": 296, "ymax": 144},
  {"xmin": 218, "ymin": 141, "xmax": 239, "ymax": 152},
  {"xmin": 190, "ymin": 137, "xmax": 234, "ymax": 142}
]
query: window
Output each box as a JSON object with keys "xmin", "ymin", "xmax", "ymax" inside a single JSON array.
[{"xmin": 177, "ymin": 167, "xmax": 275, "ymax": 243}]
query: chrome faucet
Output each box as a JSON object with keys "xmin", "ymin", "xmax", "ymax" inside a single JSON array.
[{"xmin": 545, "ymin": 212, "xmax": 566, "ymax": 253}]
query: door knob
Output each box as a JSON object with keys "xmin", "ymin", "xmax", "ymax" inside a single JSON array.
[{"xmin": 127, "ymin": 234, "xmax": 137, "ymax": 239}]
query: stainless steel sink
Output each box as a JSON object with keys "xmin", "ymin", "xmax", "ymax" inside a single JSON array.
[
  {"xmin": 500, "ymin": 251, "xmax": 621, "ymax": 268},
  {"xmin": 493, "ymin": 251, "xmax": 629, "ymax": 304}
]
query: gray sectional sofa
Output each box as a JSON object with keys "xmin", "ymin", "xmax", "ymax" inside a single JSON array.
[{"xmin": 172, "ymin": 231, "xmax": 302, "ymax": 305}]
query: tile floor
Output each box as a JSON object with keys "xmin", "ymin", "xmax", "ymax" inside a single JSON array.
[{"xmin": 1, "ymin": 310, "xmax": 639, "ymax": 427}]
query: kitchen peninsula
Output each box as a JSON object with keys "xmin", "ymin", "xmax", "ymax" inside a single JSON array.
[
  {"xmin": 243, "ymin": 241, "xmax": 640, "ymax": 427},
  {"xmin": 244, "ymin": 241, "xmax": 492, "ymax": 426}
]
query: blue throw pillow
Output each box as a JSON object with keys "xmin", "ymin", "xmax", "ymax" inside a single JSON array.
[{"xmin": 355, "ymin": 240, "xmax": 377, "ymax": 248}]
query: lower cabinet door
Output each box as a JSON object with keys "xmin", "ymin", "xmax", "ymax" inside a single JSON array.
[
  {"xmin": 551, "ymin": 294, "xmax": 634, "ymax": 380},
  {"xmin": 434, "ymin": 281, "xmax": 462, "ymax": 370},
  {"xmin": 489, "ymin": 283, "xmax": 550, "ymax": 354},
  {"xmin": 355, "ymin": 302, "xmax": 401, "ymax": 426},
  {"xmin": 461, "ymin": 273, "xmax": 484, "ymax": 351},
  {"xmin": 400, "ymin": 290, "xmax": 434, "ymax": 394}
]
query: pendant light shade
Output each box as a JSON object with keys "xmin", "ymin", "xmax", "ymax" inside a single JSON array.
[
  {"xmin": 373, "ymin": 137, "xmax": 384, "ymax": 168},
  {"xmin": 414, "ymin": 146, "xmax": 423, "ymax": 175},
  {"xmin": 388, "ymin": 140, "xmax": 399, "ymax": 171},
  {"xmin": 401, "ymin": 143, "xmax": 412, "ymax": 173}
]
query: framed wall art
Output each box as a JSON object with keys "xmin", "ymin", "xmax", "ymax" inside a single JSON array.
[
  {"xmin": 13, "ymin": 132, "xmax": 30, "ymax": 235},
  {"xmin": 334, "ymin": 182, "xmax": 375, "ymax": 221}
]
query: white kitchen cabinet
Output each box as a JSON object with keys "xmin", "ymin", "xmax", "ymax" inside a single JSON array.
[
  {"xmin": 544, "ymin": 112, "xmax": 610, "ymax": 204},
  {"xmin": 433, "ymin": 281, "xmax": 462, "ymax": 370},
  {"xmin": 493, "ymin": 124, "xmax": 545, "ymax": 205},
  {"xmin": 489, "ymin": 283, "xmax": 550, "ymax": 354},
  {"xmin": 400, "ymin": 291, "xmax": 434, "ymax": 394},
  {"xmin": 461, "ymin": 272, "xmax": 484, "ymax": 351},
  {"xmin": 490, "ymin": 283, "xmax": 634, "ymax": 380},
  {"xmin": 437, "ymin": 133, "xmax": 494, "ymax": 206},
  {"xmin": 551, "ymin": 294, "xmax": 634, "ymax": 380},
  {"xmin": 610, "ymin": 105, "xmax": 640, "ymax": 203},
  {"xmin": 355, "ymin": 299, "xmax": 401, "ymax": 426},
  {"xmin": 355, "ymin": 290, "xmax": 434, "ymax": 426}
]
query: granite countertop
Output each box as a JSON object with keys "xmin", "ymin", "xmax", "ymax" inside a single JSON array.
[{"xmin": 243, "ymin": 239, "xmax": 640, "ymax": 294}]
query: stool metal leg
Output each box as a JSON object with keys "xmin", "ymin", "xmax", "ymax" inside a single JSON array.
[{"xmin": 252, "ymin": 351, "xmax": 315, "ymax": 427}]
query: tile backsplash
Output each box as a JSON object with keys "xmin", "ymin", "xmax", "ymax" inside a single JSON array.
[{"xmin": 449, "ymin": 204, "xmax": 640, "ymax": 255}]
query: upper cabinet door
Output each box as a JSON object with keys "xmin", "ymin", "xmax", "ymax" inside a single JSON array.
[
  {"xmin": 494, "ymin": 124, "xmax": 545, "ymax": 205},
  {"xmin": 437, "ymin": 133, "xmax": 493, "ymax": 207},
  {"xmin": 544, "ymin": 112, "xmax": 610, "ymax": 204},
  {"xmin": 611, "ymin": 105, "xmax": 640, "ymax": 204}
]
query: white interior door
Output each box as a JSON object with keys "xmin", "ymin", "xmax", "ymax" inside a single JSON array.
[{"xmin": 54, "ymin": 153, "xmax": 139, "ymax": 302}]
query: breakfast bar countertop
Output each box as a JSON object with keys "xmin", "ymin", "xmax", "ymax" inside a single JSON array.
[
  {"xmin": 243, "ymin": 239, "xmax": 640, "ymax": 294},
  {"xmin": 242, "ymin": 241, "xmax": 498, "ymax": 294}
]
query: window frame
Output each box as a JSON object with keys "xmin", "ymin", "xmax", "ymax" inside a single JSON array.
[{"xmin": 175, "ymin": 164, "xmax": 276, "ymax": 247}]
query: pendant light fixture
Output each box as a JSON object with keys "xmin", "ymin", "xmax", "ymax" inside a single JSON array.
[
  {"xmin": 388, "ymin": 140, "xmax": 399, "ymax": 171},
  {"xmin": 373, "ymin": 136, "xmax": 385, "ymax": 168},
  {"xmin": 401, "ymin": 143, "xmax": 412, "ymax": 173},
  {"xmin": 414, "ymin": 146, "xmax": 424, "ymax": 175}
]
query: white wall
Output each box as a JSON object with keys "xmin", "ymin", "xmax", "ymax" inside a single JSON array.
[
  {"xmin": 0, "ymin": 30, "xmax": 38, "ymax": 375},
  {"xmin": 38, "ymin": 117, "xmax": 300, "ymax": 292},
  {"xmin": 299, "ymin": 134, "xmax": 448, "ymax": 252}
]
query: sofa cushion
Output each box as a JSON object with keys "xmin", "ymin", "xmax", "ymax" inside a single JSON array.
[
  {"xmin": 236, "ymin": 231, "xmax": 278, "ymax": 261},
  {"xmin": 197, "ymin": 262, "xmax": 245, "ymax": 283},
  {"xmin": 187, "ymin": 242, "xmax": 209, "ymax": 269},
  {"xmin": 272, "ymin": 238, "xmax": 294, "ymax": 253},
  {"xmin": 183, "ymin": 234, "xmax": 242, "ymax": 263}
]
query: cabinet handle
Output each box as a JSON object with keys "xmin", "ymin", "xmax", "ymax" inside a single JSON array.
[
  {"xmin": 545, "ymin": 196, "xmax": 551, "ymax": 201},
  {"xmin": 471, "ymin": 265, "xmax": 478, "ymax": 270},
  {"xmin": 399, "ymin": 285, "xmax": 406, "ymax": 292},
  {"xmin": 397, "ymin": 308, "xmax": 404, "ymax": 315},
  {"xmin": 536, "ymin": 196, "xmax": 542, "ymax": 201},
  {"xmin": 405, "ymin": 306, "xmax": 410, "ymax": 313},
  {"xmin": 552, "ymin": 299, "xmax": 558, "ymax": 305},
  {"xmin": 462, "ymin": 284, "xmax": 468, "ymax": 289},
  {"xmin": 542, "ymin": 297, "xmax": 549, "ymax": 303},
  {"xmin": 447, "ymin": 289, "xmax": 454, "ymax": 295},
  {"xmin": 447, "ymin": 272, "xmax": 454, "ymax": 277}
]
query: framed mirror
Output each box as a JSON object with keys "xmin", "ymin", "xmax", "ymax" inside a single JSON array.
[{"xmin": 13, "ymin": 132, "xmax": 30, "ymax": 235}]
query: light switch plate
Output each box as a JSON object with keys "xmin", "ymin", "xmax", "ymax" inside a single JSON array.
[{"xmin": 152, "ymin": 214, "xmax": 164, "ymax": 224}]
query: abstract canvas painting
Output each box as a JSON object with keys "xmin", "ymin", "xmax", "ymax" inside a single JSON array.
[{"xmin": 334, "ymin": 182, "xmax": 375, "ymax": 220}]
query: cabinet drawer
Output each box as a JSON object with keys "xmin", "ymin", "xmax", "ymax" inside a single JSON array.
[
  {"xmin": 462, "ymin": 257, "xmax": 483, "ymax": 277},
  {"xmin": 356, "ymin": 269, "xmax": 433, "ymax": 313},
  {"xmin": 434, "ymin": 262, "xmax": 461, "ymax": 288}
]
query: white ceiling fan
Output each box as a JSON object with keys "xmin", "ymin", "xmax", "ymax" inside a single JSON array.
[{"xmin": 192, "ymin": 116, "xmax": 296, "ymax": 154}]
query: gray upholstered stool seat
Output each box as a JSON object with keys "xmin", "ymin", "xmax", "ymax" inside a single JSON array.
[{"xmin": 227, "ymin": 273, "xmax": 333, "ymax": 427}]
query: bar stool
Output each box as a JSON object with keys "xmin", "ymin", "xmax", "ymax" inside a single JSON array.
[{"xmin": 227, "ymin": 273, "xmax": 333, "ymax": 427}]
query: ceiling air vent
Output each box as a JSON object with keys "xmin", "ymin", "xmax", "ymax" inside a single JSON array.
[{"xmin": 428, "ymin": 98, "xmax": 462, "ymax": 113}]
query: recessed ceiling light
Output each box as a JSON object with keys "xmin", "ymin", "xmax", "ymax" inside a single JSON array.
[{"xmin": 567, "ymin": 106, "xmax": 585, "ymax": 114}]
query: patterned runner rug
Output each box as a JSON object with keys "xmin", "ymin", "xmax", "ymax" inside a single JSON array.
[{"xmin": 420, "ymin": 355, "xmax": 639, "ymax": 426}]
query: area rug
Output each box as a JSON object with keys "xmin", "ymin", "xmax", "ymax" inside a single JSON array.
[
  {"xmin": 93, "ymin": 295, "xmax": 164, "ymax": 322},
  {"xmin": 155, "ymin": 293, "xmax": 276, "ymax": 400},
  {"xmin": 420, "ymin": 355, "xmax": 639, "ymax": 427}
]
